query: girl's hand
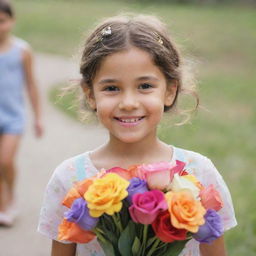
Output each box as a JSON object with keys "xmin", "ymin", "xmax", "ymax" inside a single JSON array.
[
  {"xmin": 51, "ymin": 240, "xmax": 76, "ymax": 256},
  {"xmin": 34, "ymin": 119, "xmax": 44, "ymax": 138},
  {"xmin": 200, "ymin": 236, "xmax": 227, "ymax": 256}
]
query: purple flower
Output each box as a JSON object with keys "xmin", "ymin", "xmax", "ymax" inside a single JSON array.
[
  {"xmin": 127, "ymin": 177, "xmax": 148, "ymax": 204},
  {"xmin": 64, "ymin": 198, "xmax": 98, "ymax": 230},
  {"xmin": 193, "ymin": 209, "xmax": 224, "ymax": 244}
]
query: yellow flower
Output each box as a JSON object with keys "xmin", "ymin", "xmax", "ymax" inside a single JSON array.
[
  {"xmin": 183, "ymin": 174, "xmax": 198, "ymax": 184},
  {"xmin": 84, "ymin": 173, "xmax": 129, "ymax": 217},
  {"xmin": 183, "ymin": 174, "xmax": 203, "ymax": 190}
]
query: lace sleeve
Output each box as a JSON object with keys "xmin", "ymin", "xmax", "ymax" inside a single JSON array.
[
  {"xmin": 202, "ymin": 157, "xmax": 238, "ymax": 231},
  {"xmin": 37, "ymin": 160, "xmax": 73, "ymax": 244}
]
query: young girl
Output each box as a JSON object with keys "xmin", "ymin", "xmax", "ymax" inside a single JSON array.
[
  {"xmin": 0, "ymin": 0, "xmax": 43, "ymax": 225},
  {"xmin": 37, "ymin": 14, "xmax": 237, "ymax": 256}
]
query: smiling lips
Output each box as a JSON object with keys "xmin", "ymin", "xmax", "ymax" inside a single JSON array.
[{"xmin": 114, "ymin": 116, "xmax": 145, "ymax": 126}]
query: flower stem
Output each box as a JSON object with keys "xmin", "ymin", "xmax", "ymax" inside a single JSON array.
[
  {"xmin": 112, "ymin": 213, "xmax": 123, "ymax": 233},
  {"xmin": 147, "ymin": 238, "xmax": 161, "ymax": 256},
  {"xmin": 141, "ymin": 224, "xmax": 148, "ymax": 255},
  {"xmin": 93, "ymin": 228, "xmax": 107, "ymax": 243}
]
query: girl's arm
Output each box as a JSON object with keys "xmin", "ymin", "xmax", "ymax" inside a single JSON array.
[
  {"xmin": 22, "ymin": 47, "xmax": 43, "ymax": 137},
  {"xmin": 199, "ymin": 236, "xmax": 227, "ymax": 256},
  {"xmin": 51, "ymin": 240, "xmax": 77, "ymax": 256}
]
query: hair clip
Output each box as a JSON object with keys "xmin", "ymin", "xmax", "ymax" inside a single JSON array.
[
  {"xmin": 153, "ymin": 32, "xmax": 163, "ymax": 45},
  {"xmin": 101, "ymin": 26, "xmax": 112, "ymax": 36},
  {"xmin": 96, "ymin": 26, "xmax": 112, "ymax": 43}
]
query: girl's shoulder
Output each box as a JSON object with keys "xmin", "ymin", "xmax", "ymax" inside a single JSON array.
[
  {"xmin": 12, "ymin": 36, "xmax": 31, "ymax": 51},
  {"xmin": 172, "ymin": 145, "xmax": 221, "ymax": 184},
  {"xmin": 49, "ymin": 151, "xmax": 97, "ymax": 190},
  {"xmin": 173, "ymin": 145, "xmax": 212, "ymax": 167}
]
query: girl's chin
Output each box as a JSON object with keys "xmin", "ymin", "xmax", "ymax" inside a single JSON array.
[{"xmin": 111, "ymin": 133, "xmax": 147, "ymax": 144}]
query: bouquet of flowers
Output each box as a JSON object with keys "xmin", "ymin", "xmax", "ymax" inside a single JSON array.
[{"xmin": 58, "ymin": 160, "xmax": 224, "ymax": 256}]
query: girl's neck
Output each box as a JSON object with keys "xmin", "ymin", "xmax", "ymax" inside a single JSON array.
[
  {"xmin": 0, "ymin": 35, "xmax": 12, "ymax": 50},
  {"xmin": 90, "ymin": 130, "xmax": 173, "ymax": 170},
  {"xmin": 107, "ymin": 133, "xmax": 161, "ymax": 158}
]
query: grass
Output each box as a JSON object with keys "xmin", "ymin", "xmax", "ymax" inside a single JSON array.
[
  {"xmin": 49, "ymin": 84, "xmax": 80, "ymax": 121},
  {"xmin": 12, "ymin": 0, "xmax": 256, "ymax": 254}
]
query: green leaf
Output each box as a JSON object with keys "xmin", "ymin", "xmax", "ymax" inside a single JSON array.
[
  {"xmin": 146, "ymin": 237, "xmax": 158, "ymax": 248},
  {"xmin": 118, "ymin": 221, "xmax": 136, "ymax": 256},
  {"xmin": 131, "ymin": 236, "xmax": 141, "ymax": 255},
  {"xmin": 98, "ymin": 239, "xmax": 115, "ymax": 256},
  {"xmin": 103, "ymin": 228, "xmax": 118, "ymax": 245},
  {"xmin": 160, "ymin": 240, "xmax": 187, "ymax": 256},
  {"xmin": 120, "ymin": 200, "xmax": 130, "ymax": 227},
  {"xmin": 101, "ymin": 214, "xmax": 116, "ymax": 233}
]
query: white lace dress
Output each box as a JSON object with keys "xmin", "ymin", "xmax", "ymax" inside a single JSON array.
[{"xmin": 37, "ymin": 145, "xmax": 237, "ymax": 256}]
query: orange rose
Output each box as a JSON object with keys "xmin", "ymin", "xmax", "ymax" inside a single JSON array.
[
  {"xmin": 75, "ymin": 179, "xmax": 94, "ymax": 196},
  {"xmin": 58, "ymin": 219, "xmax": 95, "ymax": 243},
  {"xmin": 59, "ymin": 178, "xmax": 95, "ymax": 243},
  {"xmin": 166, "ymin": 190, "xmax": 206, "ymax": 233},
  {"xmin": 62, "ymin": 187, "xmax": 81, "ymax": 208},
  {"xmin": 62, "ymin": 178, "xmax": 93, "ymax": 208}
]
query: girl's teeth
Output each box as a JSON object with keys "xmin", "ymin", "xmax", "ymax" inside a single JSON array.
[{"xmin": 119, "ymin": 118, "xmax": 141, "ymax": 123}]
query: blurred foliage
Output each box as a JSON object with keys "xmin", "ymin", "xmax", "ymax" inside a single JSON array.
[{"xmin": 125, "ymin": 0, "xmax": 256, "ymax": 4}]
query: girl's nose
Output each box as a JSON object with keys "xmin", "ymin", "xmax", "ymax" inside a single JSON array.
[{"xmin": 118, "ymin": 92, "xmax": 139, "ymax": 111}]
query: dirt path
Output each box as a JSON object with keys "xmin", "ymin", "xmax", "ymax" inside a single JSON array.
[{"xmin": 0, "ymin": 53, "xmax": 108, "ymax": 256}]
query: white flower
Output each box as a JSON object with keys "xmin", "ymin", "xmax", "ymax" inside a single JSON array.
[{"xmin": 169, "ymin": 173, "xmax": 200, "ymax": 199}]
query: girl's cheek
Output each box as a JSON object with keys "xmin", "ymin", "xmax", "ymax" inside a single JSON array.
[
  {"xmin": 142, "ymin": 95, "xmax": 165, "ymax": 112},
  {"xmin": 96, "ymin": 96, "xmax": 118, "ymax": 110},
  {"xmin": 95, "ymin": 98, "xmax": 117, "ymax": 122}
]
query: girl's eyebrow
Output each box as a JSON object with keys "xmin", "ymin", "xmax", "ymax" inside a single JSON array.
[
  {"xmin": 136, "ymin": 75, "xmax": 159, "ymax": 82},
  {"xmin": 98, "ymin": 75, "xmax": 159, "ymax": 84},
  {"xmin": 98, "ymin": 78, "xmax": 118, "ymax": 84}
]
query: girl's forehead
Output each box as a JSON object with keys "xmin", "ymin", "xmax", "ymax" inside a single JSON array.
[
  {"xmin": 93, "ymin": 47, "xmax": 165, "ymax": 83},
  {"xmin": 102, "ymin": 47, "xmax": 152, "ymax": 66}
]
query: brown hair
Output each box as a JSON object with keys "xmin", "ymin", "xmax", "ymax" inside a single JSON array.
[
  {"xmin": 65, "ymin": 13, "xmax": 199, "ymax": 125},
  {"xmin": 0, "ymin": 0, "xmax": 14, "ymax": 18}
]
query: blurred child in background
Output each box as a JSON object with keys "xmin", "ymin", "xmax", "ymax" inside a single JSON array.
[{"xmin": 0, "ymin": 0, "xmax": 43, "ymax": 226}]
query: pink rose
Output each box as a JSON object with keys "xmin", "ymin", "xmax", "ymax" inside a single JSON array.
[
  {"xmin": 105, "ymin": 167, "xmax": 132, "ymax": 180},
  {"xmin": 200, "ymin": 184, "xmax": 223, "ymax": 211},
  {"xmin": 129, "ymin": 190, "xmax": 167, "ymax": 224},
  {"xmin": 138, "ymin": 162, "xmax": 176, "ymax": 190},
  {"xmin": 170, "ymin": 160, "xmax": 187, "ymax": 181}
]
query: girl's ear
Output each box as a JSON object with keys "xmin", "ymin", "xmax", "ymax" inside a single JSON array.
[
  {"xmin": 164, "ymin": 80, "xmax": 178, "ymax": 107},
  {"xmin": 81, "ymin": 83, "xmax": 96, "ymax": 110}
]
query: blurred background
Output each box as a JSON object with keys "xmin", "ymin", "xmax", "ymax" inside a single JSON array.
[{"xmin": 0, "ymin": 0, "xmax": 255, "ymax": 255}]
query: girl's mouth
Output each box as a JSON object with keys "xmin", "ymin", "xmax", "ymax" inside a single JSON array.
[{"xmin": 114, "ymin": 116, "xmax": 145, "ymax": 127}]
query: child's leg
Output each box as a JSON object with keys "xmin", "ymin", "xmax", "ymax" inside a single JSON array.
[
  {"xmin": 0, "ymin": 133, "xmax": 21, "ymax": 211},
  {"xmin": 0, "ymin": 134, "xmax": 5, "ymax": 211}
]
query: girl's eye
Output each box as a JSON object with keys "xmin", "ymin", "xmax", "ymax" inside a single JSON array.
[
  {"xmin": 103, "ymin": 86, "xmax": 119, "ymax": 91},
  {"xmin": 138, "ymin": 83, "xmax": 153, "ymax": 90}
]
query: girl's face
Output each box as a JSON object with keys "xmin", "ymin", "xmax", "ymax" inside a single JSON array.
[
  {"xmin": 84, "ymin": 47, "xmax": 177, "ymax": 144},
  {"xmin": 0, "ymin": 11, "xmax": 14, "ymax": 39}
]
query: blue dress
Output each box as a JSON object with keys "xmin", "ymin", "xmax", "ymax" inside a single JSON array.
[{"xmin": 0, "ymin": 36, "xmax": 29, "ymax": 134}]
